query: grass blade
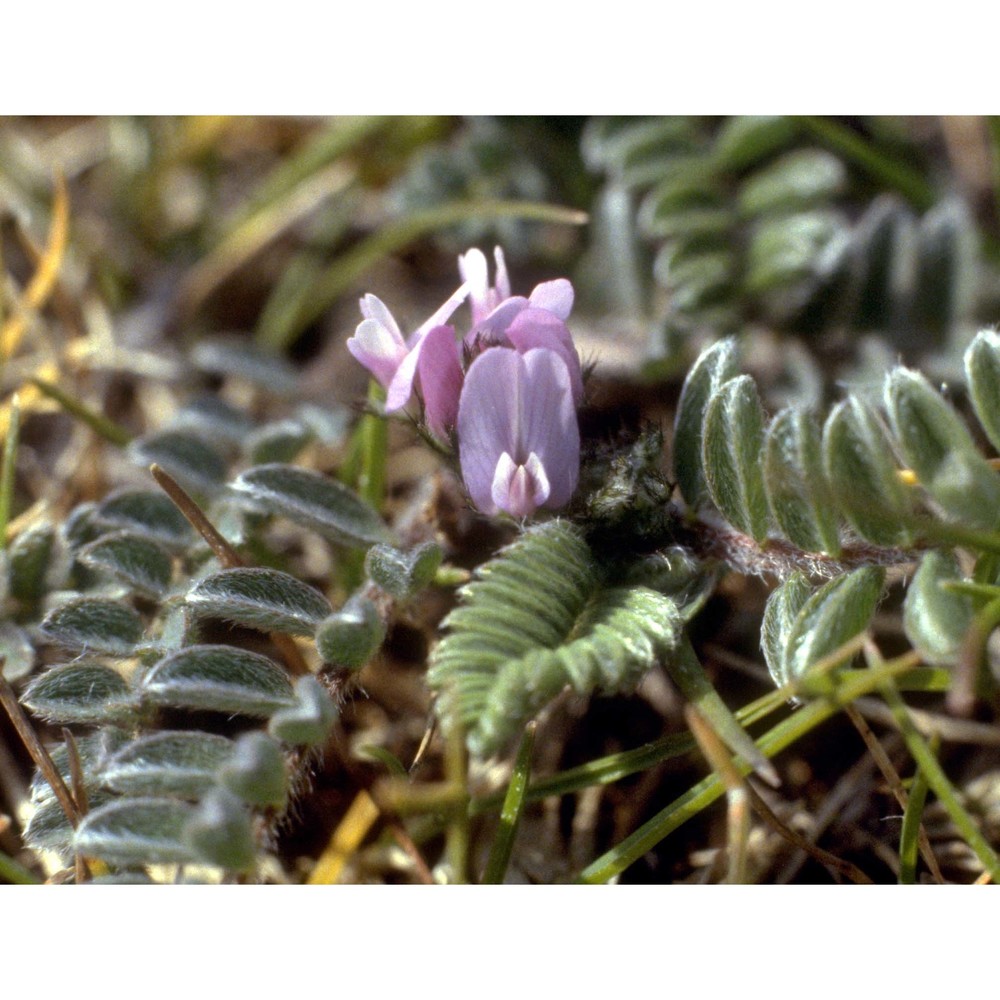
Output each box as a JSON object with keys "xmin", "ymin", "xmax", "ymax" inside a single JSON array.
[{"xmin": 483, "ymin": 722, "xmax": 535, "ymax": 885}]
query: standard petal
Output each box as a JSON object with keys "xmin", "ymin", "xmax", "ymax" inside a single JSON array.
[
  {"xmin": 505, "ymin": 308, "xmax": 584, "ymax": 404},
  {"xmin": 519, "ymin": 348, "xmax": 580, "ymax": 510},
  {"xmin": 457, "ymin": 348, "xmax": 523, "ymax": 514},
  {"xmin": 346, "ymin": 318, "xmax": 408, "ymax": 388},
  {"xmin": 528, "ymin": 278, "xmax": 574, "ymax": 321},
  {"xmin": 415, "ymin": 325, "xmax": 463, "ymax": 439}
]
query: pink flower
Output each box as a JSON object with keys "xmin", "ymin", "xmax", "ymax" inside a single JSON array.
[
  {"xmin": 459, "ymin": 247, "xmax": 582, "ymax": 404},
  {"xmin": 459, "ymin": 246, "xmax": 574, "ymax": 329},
  {"xmin": 347, "ymin": 247, "xmax": 584, "ymax": 518},
  {"xmin": 457, "ymin": 346, "xmax": 579, "ymax": 519},
  {"xmin": 347, "ymin": 284, "xmax": 469, "ymax": 437}
]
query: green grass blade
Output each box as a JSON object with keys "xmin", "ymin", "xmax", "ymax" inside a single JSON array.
[
  {"xmin": 875, "ymin": 673, "xmax": 1000, "ymax": 882},
  {"xmin": 0, "ymin": 393, "xmax": 20, "ymax": 550},
  {"xmin": 899, "ymin": 755, "xmax": 932, "ymax": 885},
  {"xmin": 0, "ymin": 848, "xmax": 40, "ymax": 885},
  {"xmin": 797, "ymin": 117, "xmax": 934, "ymax": 210},
  {"xmin": 30, "ymin": 378, "xmax": 132, "ymax": 447},
  {"xmin": 668, "ymin": 638, "xmax": 779, "ymax": 786},
  {"xmin": 576, "ymin": 649, "xmax": 924, "ymax": 884},
  {"xmin": 482, "ymin": 722, "xmax": 535, "ymax": 884}
]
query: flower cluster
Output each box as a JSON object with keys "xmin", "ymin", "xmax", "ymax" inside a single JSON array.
[{"xmin": 347, "ymin": 247, "xmax": 582, "ymax": 519}]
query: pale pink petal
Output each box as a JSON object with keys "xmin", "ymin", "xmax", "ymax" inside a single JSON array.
[
  {"xmin": 465, "ymin": 296, "xmax": 529, "ymax": 345},
  {"xmin": 528, "ymin": 279, "xmax": 574, "ymax": 321},
  {"xmin": 412, "ymin": 280, "xmax": 471, "ymax": 344},
  {"xmin": 519, "ymin": 348, "xmax": 579, "ymax": 509},
  {"xmin": 505, "ymin": 308, "xmax": 584, "ymax": 404},
  {"xmin": 415, "ymin": 325, "xmax": 463, "ymax": 439},
  {"xmin": 491, "ymin": 451, "xmax": 551, "ymax": 519},
  {"xmin": 358, "ymin": 294, "xmax": 403, "ymax": 339},
  {"xmin": 385, "ymin": 343, "xmax": 421, "ymax": 412},
  {"xmin": 492, "ymin": 246, "xmax": 511, "ymax": 301},
  {"xmin": 457, "ymin": 348, "xmax": 522, "ymax": 514},
  {"xmin": 347, "ymin": 318, "xmax": 408, "ymax": 388},
  {"xmin": 458, "ymin": 248, "xmax": 490, "ymax": 324}
]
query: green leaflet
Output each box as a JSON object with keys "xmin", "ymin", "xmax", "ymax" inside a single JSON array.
[
  {"xmin": 267, "ymin": 675, "xmax": 337, "ymax": 747},
  {"xmin": 822, "ymin": 397, "xmax": 913, "ymax": 546},
  {"xmin": 965, "ymin": 329, "xmax": 1000, "ymax": 455},
  {"xmin": 673, "ymin": 338, "xmax": 740, "ymax": 509},
  {"xmin": 885, "ymin": 368, "xmax": 1000, "ymax": 531},
  {"xmin": 783, "ymin": 567, "xmax": 885, "ymax": 683},
  {"xmin": 191, "ymin": 335, "xmax": 298, "ymax": 395},
  {"xmin": 186, "ymin": 566, "xmax": 332, "ymax": 636},
  {"xmin": 78, "ymin": 531, "xmax": 174, "ymax": 599},
  {"xmin": 314, "ymin": 596, "xmax": 385, "ymax": 669},
  {"xmin": 903, "ymin": 551, "xmax": 974, "ymax": 666},
  {"xmin": 366, "ymin": 541, "xmax": 442, "ymax": 599},
  {"xmin": 763, "ymin": 407, "xmax": 840, "ymax": 555},
  {"xmin": 245, "ymin": 418, "xmax": 314, "ymax": 466},
  {"xmin": 0, "ymin": 621, "xmax": 34, "ymax": 682},
  {"xmin": 128, "ymin": 430, "xmax": 228, "ymax": 496},
  {"xmin": 182, "ymin": 788, "xmax": 256, "ymax": 872},
  {"xmin": 40, "ymin": 598, "xmax": 146, "ymax": 656},
  {"xmin": 427, "ymin": 521, "xmax": 683, "ymax": 758},
  {"xmin": 701, "ymin": 374, "xmax": 769, "ymax": 541},
  {"xmin": 219, "ymin": 732, "xmax": 288, "ymax": 808},
  {"xmin": 93, "ymin": 490, "xmax": 195, "ymax": 549},
  {"xmin": 7, "ymin": 524, "xmax": 62, "ymax": 603},
  {"xmin": 711, "ymin": 116, "xmax": 798, "ymax": 172},
  {"xmin": 737, "ymin": 149, "xmax": 848, "ymax": 218},
  {"xmin": 140, "ymin": 645, "xmax": 295, "ymax": 717},
  {"xmin": 230, "ymin": 463, "xmax": 391, "ymax": 548},
  {"xmin": 22, "ymin": 662, "xmax": 139, "ymax": 725},
  {"xmin": 100, "ymin": 732, "xmax": 236, "ymax": 798},
  {"xmin": 75, "ymin": 797, "xmax": 197, "ymax": 866},
  {"xmin": 761, "ymin": 573, "xmax": 812, "ymax": 688}
]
